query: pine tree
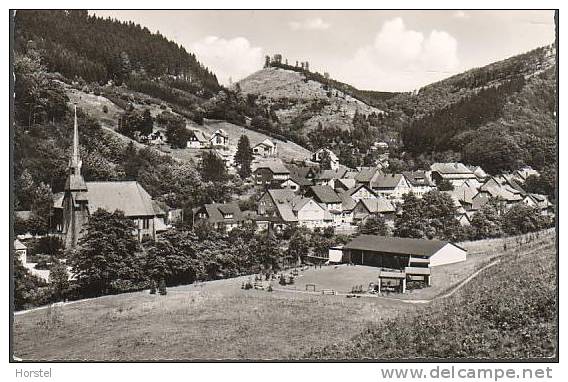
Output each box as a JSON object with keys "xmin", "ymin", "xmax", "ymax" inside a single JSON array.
[{"xmin": 234, "ymin": 135, "xmax": 253, "ymax": 179}]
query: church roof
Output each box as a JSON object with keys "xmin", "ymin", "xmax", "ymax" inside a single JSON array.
[{"xmin": 84, "ymin": 181, "xmax": 157, "ymax": 217}]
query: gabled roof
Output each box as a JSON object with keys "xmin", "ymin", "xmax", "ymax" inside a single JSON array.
[
  {"xmin": 211, "ymin": 129, "xmax": 228, "ymax": 138},
  {"xmin": 189, "ymin": 130, "xmax": 209, "ymax": 142},
  {"xmin": 267, "ymin": 189, "xmax": 297, "ymax": 204},
  {"xmin": 14, "ymin": 239, "xmax": 27, "ymax": 250},
  {"xmin": 403, "ymin": 171, "xmax": 435, "ymax": 187},
  {"xmin": 340, "ymin": 193, "xmax": 357, "ymax": 211},
  {"xmin": 355, "ymin": 167, "xmax": 380, "ymax": 183},
  {"xmin": 446, "ymin": 184, "xmax": 479, "ymax": 205},
  {"xmin": 344, "ymin": 184, "xmax": 376, "ymax": 198},
  {"xmin": 200, "ymin": 202, "xmax": 244, "ymax": 224},
  {"xmin": 358, "ymin": 198, "xmax": 395, "ymax": 214},
  {"xmin": 275, "ymin": 203, "xmax": 298, "ymax": 222},
  {"xmin": 254, "ymin": 138, "xmax": 276, "ymax": 148},
  {"xmin": 287, "ymin": 166, "xmax": 315, "ymax": 187},
  {"xmin": 308, "ymin": 185, "xmax": 342, "ymax": 204},
  {"xmin": 254, "ymin": 159, "xmax": 290, "ymax": 174},
  {"xmin": 371, "ymin": 174, "xmax": 405, "ymax": 189},
  {"xmin": 335, "ymin": 178, "xmax": 357, "ymax": 190},
  {"xmin": 313, "ymin": 148, "xmax": 339, "ymax": 162},
  {"xmin": 315, "ymin": 168, "xmax": 348, "ymax": 181},
  {"xmin": 343, "ymin": 235, "xmax": 464, "ymax": 257},
  {"xmin": 84, "ymin": 181, "xmax": 157, "ymax": 217},
  {"xmin": 431, "ymin": 162, "xmax": 475, "ymax": 175}
]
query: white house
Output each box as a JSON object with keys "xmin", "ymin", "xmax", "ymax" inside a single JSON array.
[
  {"xmin": 253, "ymin": 139, "xmax": 277, "ymax": 157},
  {"xmin": 187, "ymin": 130, "xmax": 209, "ymax": 148},
  {"xmin": 312, "ymin": 148, "xmax": 340, "ymax": 170},
  {"xmin": 371, "ymin": 174, "xmax": 412, "ymax": 200},
  {"xmin": 210, "ymin": 129, "xmax": 229, "ymax": 148}
]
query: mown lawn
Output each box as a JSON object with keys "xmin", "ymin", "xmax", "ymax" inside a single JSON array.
[{"xmin": 13, "ymin": 275, "xmax": 413, "ymax": 361}]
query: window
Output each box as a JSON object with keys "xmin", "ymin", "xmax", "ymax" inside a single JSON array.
[{"xmin": 142, "ymin": 219, "xmax": 150, "ymax": 229}]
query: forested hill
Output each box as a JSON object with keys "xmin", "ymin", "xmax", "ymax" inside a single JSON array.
[
  {"xmin": 13, "ymin": 10, "xmax": 220, "ymax": 94},
  {"xmin": 389, "ymin": 44, "xmax": 556, "ymax": 174}
]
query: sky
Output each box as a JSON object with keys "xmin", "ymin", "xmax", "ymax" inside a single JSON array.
[{"xmin": 90, "ymin": 10, "xmax": 555, "ymax": 92}]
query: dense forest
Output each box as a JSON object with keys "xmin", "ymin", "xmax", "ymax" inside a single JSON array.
[
  {"xmin": 387, "ymin": 45, "xmax": 557, "ymax": 174},
  {"xmin": 13, "ymin": 10, "xmax": 220, "ymax": 94}
]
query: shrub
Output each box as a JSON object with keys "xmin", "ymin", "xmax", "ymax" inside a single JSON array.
[{"xmin": 158, "ymin": 278, "xmax": 167, "ymax": 295}]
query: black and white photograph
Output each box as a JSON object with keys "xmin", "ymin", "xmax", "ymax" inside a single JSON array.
[{"xmin": 8, "ymin": 7, "xmax": 559, "ymax": 367}]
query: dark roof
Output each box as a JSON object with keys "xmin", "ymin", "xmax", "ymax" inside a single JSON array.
[
  {"xmin": 287, "ymin": 165, "xmax": 314, "ymax": 186},
  {"xmin": 201, "ymin": 202, "xmax": 244, "ymax": 223},
  {"xmin": 84, "ymin": 181, "xmax": 157, "ymax": 217},
  {"xmin": 343, "ymin": 235, "xmax": 464, "ymax": 257},
  {"xmin": 254, "ymin": 159, "xmax": 290, "ymax": 174},
  {"xmin": 403, "ymin": 171, "xmax": 435, "ymax": 187},
  {"xmin": 309, "ymin": 185, "xmax": 342, "ymax": 204},
  {"xmin": 355, "ymin": 167, "xmax": 380, "ymax": 183},
  {"xmin": 315, "ymin": 168, "xmax": 348, "ymax": 181},
  {"xmin": 371, "ymin": 174, "xmax": 405, "ymax": 189}
]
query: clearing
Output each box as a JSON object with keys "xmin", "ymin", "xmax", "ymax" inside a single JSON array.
[{"xmin": 12, "ymin": 230, "xmax": 555, "ymax": 361}]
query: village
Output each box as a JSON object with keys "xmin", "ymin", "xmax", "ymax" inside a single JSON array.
[
  {"xmin": 11, "ymin": 9, "xmax": 557, "ymax": 363},
  {"xmin": 14, "ymin": 105, "xmax": 554, "ymax": 299}
]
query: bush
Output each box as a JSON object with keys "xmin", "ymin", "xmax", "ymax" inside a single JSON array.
[
  {"xmin": 158, "ymin": 278, "xmax": 167, "ymax": 295},
  {"xmin": 149, "ymin": 280, "xmax": 157, "ymax": 294}
]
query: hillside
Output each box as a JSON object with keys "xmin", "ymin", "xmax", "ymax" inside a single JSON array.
[
  {"xmin": 14, "ymin": 10, "xmax": 220, "ymax": 94},
  {"xmin": 238, "ymin": 67, "xmax": 385, "ymax": 133},
  {"xmin": 386, "ymin": 44, "xmax": 556, "ymax": 174},
  {"xmin": 305, "ymin": 232, "xmax": 557, "ymax": 360}
]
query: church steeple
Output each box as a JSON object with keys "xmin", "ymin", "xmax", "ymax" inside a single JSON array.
[
  {"xmin": 65, "ymin": 105, "xmax": 87, "ymax": 191},
  {"xmin": 69, "ymin": 105, "xmax": 82, "ymax": 174}
]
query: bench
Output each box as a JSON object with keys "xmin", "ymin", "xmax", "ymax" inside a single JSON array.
[
  {"xmin": 305, "ymin": 283, "xmax": 316, "ymax": 292},
  {"xmin": 321, "ymin": 289, "xmax": 337, "ymax": 295}
]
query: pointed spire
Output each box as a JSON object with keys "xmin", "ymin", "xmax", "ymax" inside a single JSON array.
[
  {"xmin": 65, "ymin": 104, "xmax": 87, "ymax": 191},
  {"xmin": 69, "ymin": 104, "xmax": 82, "ymax": 173}
]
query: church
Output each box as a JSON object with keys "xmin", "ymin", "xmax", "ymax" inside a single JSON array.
[{"xmin": 60, "ymin": 106, "xmax": 163, "ymax": 248}]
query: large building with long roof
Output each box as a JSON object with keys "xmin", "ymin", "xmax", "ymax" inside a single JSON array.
[{"xmin": 61, "ymin": 106, "xmax": 162, "ymax": 248}]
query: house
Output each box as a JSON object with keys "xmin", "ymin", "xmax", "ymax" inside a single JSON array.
[
  {"xmin": 187, "ymin": 130, "xmax": 209, "ymax": 148},
  {"xmin": 210, "ymin": 129, "xmax": 229, "ymax": 148},
  {"xmin": 333, "ymin": 178, "xmax": 357, "ymax": 193},
  {"xmin": 312, "ymin": 148, "xmax": 340, "ymax": 170},
  {"xmin": 193, "ymin": 203, "xmax": 246, "ymax": 232},
  {"xmin": 341, "ymin": 235, "xmax": 467, "ymax": 268},
  {"xmin": 14, "ymin": 239, "xmax": 27, "ymax": 264},
  {"xmin": 523, "ymin": 193, "xmax": 554, "ymax": 216},
  {"xmin": 313, "ymin": 168, "xmax": 348, "ymax": 186},
  {"xmin": 252, "ymin": 139, "xmax": 277, "ymax": 157},
  {"xmin": 257, "ymin": 189, "xmax": 297, "ymax": 217},
  {"xmin": 479, "ymin": 177, "xmax": 523, "ymax": 206},
  {"xmin": 253, "ymin": 159, "xmax": 290, "ymax": 187},
  {"xmin": 403, "ymin": 171, "xmax": 435, "ymax": 197},
  {"xmin": 61, "ymin": 106, "xmax": 161, "ymax": 248},
  {"xmin": 469, "ymin": 166, "xmax": 489, "ymax": 182},
  {"xmin": 352, "ymin": 198, "xmax": 396, "ymax": 226},
  {"xmin": 354, "ymin": 166, "xmax": 382, "ymax": 188},
  {"xmin": 514, "ymin": 166, "xmax": 540, "ymax": 182},
  {"xmin": 371, "ymin": 173, "xmax": 411, "ymax": 200},
  {"xmin": 152, "ymin": 200, "xmax": 183, "ymax": 232},
  {"xmin": 280, "ymin": 165, "xmax": 315, "ymax": 193},
  {"xmin": 306, "ymin": 185, "xmax": 342, "ymax": 212},
  {"xmin": 430, "ymin": 162, "xmax": 478, "ymax": 187},
  {"xmin": 257, "ymin": 189, "xmax": 332, "ymax": 230}
]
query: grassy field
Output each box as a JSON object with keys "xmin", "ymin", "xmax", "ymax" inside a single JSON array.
[
  {"xmin": 306, "ymin": 231, "xmax": 557, "ymax": 360},
  {"xmin": 13, "ymin": 231, "xmax": 556, "ymax": 361}
]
